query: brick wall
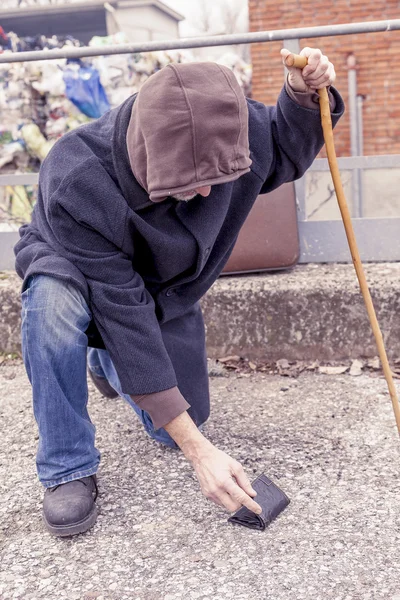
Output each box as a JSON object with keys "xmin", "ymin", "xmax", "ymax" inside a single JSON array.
[{"xmin": 249, "ymin": 0, "xmax": 400, "ymax": 156}]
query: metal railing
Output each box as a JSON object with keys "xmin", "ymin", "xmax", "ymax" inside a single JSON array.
[
  {"xmin": 297, "ymin": 155, "xmax": 400, "ymax": 262},
  {"xmin": 1, "ymin": 19, "xmax": 399, "ymax": 63},
  {"xmin": 1, "ymin": 19, "xmax": 400, "ymax": 269}
]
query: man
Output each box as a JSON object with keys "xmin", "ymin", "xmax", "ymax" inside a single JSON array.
[{"xmin": 14, "ymin": 47, "xmax": 344, "ymax": 537}]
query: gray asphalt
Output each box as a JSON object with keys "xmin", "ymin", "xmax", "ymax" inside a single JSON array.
[{"xmin": 1, "ymin": 360, "xmax": 400, "ymax": 600}]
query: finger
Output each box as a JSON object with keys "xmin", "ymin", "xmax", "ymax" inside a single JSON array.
[
  {"xmin": 305, "ymin": 71, "xmax": 329, "ymax": 85},
  {"xmin": 225, "ymin": 479, "xmax": 263, "ymax": 514},
  {"xmin": 304, "ymin": 58, "xmax": 329, "ymax": 80},
  {"xmin": 300, "ymin": 46, "xmax": 322, "ymax": 62},
  {"xmin": 306, "ymin": 48, "xmax": 323, "ymax": 68},
  {"xmin": 231, "ymin": 463, "xmax": 257, "ymax": 497},
  {"xmin": 300, "ymin": 46, "xmax": 313, "ymax": 57},
  {"xmin": 208, "ymin": 494, "xmax": 228, "ymax": 509},
  {"xmin": 214, "ymin": 492, "xmax": 242, "ymax": 513},
  {"xmin": 328, "ymin": 65, "xmax": 336, "ymax": 85},
  {"xmin": 303, "ymin": 57, "xmax": 329, "ymax": 80},
  {"xmin": 203, "ymin": 484, "xmax": 240, "ymax": 510},
  {"xmin": 299, "ymin": 47, "xmax": 315, "ymax": 76},
  {"xmin": 305, "ymin": 69, "xmax": 334, "ymax": 89},
  {"xmin": 309, "ymin": 62, "xmax": 335, "ymax": 84}
]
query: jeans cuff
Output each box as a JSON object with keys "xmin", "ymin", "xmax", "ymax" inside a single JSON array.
[{"xmin": 40, "ymin": 465, "xmax": 99, "ymax": 489}]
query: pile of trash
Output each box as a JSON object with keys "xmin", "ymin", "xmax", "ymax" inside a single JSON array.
[{"xmin": 0, "ymin": 29, "xmax": 252, "ymax": 227}]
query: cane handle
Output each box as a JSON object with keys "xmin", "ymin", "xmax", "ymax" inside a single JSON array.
[{"xmin": 284, "ymin": 54, "xmax": 308, "ymax": 69}]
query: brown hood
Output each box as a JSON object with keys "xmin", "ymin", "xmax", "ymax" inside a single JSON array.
[{"xmin": 126, "ymin": 62, "xmax": 252, "ymax": 202}]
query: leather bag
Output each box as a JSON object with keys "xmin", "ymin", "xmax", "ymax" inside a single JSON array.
[{"xmin": 222, "ymin": 182, "xmax": 299, "ymax": 274}]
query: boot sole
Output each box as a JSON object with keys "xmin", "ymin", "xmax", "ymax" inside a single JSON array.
[{"xmin": 43, "ymin": 505, "xmax": 98, "ymax": 537}]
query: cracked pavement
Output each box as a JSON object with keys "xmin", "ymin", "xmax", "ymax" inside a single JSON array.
[{"xmin": 1, "ymin": 360, "xmax": 400, "ymax": 600}]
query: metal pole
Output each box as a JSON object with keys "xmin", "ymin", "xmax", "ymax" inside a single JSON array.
[
  {"xmin": 282, "ymin": 38, "xmax": 308, "ymax": 222},
  {"xmin": 356, "ymin": 93, "xmax": 364, "ymax": 217},
  {"xmin": 1, "ymin": 19, "xmax": 400, "ymax": 63},
  {"xmin": 282, "ymin": 38, "xmax": 301, "ymax": 56},
  {"xmin": 348, "ymin": 55, "xmax": 358, "ymax": 158},
  {"xmin": 347, "ymin": 54, "xmax": 362, "ymax": 217},
  {"xmin": 357, "ymin": 95, "xmax": 364, "ymax": 157}
]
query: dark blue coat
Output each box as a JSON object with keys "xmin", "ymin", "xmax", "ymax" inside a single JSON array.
[{"xmin": 14, "ymin": 87, "xmax": 344, "ymax": 425}]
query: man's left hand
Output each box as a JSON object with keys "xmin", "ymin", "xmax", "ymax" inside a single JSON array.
[{"xmin": 281, "ymin": 47, "xmax": 336, "ymax": 93}]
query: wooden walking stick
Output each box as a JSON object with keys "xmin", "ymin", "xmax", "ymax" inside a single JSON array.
[{"xmin": 285, "ymin": 52, "xmax": 400, "ymax": 435}]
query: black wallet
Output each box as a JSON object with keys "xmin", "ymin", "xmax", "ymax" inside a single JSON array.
[{"xmin": 228, "ymin": 473, "xmax": 290, "ymax": 530}]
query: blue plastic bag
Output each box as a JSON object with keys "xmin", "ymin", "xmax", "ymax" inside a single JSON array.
[{"xmin": 63, "ymin": 60, "xmax": 110, "ymax": 119}]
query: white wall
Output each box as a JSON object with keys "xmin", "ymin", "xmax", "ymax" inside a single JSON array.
[{"xmin": 108, "ymin": 5, "xmax": 180, "ymax": 41}]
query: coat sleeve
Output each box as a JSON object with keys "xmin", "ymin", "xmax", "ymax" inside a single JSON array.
[
  {"xmin": 45, "ymin": 158, "xmax": 181, "ymax": 400},
  {"xmin": 248, "ymin": 85, "xmax": 345, "ymax": 195}
]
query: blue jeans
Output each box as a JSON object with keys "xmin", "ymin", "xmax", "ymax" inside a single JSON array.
[{"xmin": 21, "ymin": 274, "xmax": 179, "ymax": 489}]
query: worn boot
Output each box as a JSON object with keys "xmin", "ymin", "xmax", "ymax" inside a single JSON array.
[
  {"xmin": 43, "ymin": 475, "xmax": 98, "ymax": 537},
  {"xmin": 88, "ymin": 367, "xmax": 118, "ymax": 399}
]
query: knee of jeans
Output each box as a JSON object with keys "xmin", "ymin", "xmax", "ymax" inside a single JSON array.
[{"xmin": 22, "ymin": 275, "xmax": 91, "ymax": 346}]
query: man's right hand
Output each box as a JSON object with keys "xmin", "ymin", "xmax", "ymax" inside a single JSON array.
[
  {"xmin": 164, "ymin": 410, "xmax": 262, "ymax": 514},
  {"xmin": 186, "ymin": 439, "xmax": 263, "ymax": 514}
]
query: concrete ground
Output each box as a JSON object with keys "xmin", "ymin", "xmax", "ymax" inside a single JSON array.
[{"xmin": 1, "ymin": 361, "xmax": 400, "ymax": 600}]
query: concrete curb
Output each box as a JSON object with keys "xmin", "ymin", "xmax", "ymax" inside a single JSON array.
[
  {"xmin": 2, "ymin": 264, "xmax": 400, "ymax": 360},
  {"xmin": 203, "ymin": 263, "xmax": 400, "ymax": 360}
]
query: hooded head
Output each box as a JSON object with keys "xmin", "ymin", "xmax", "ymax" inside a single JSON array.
[{"xmin": 126, "ymin": 62, "xmax": 252, "ymax": 202}]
